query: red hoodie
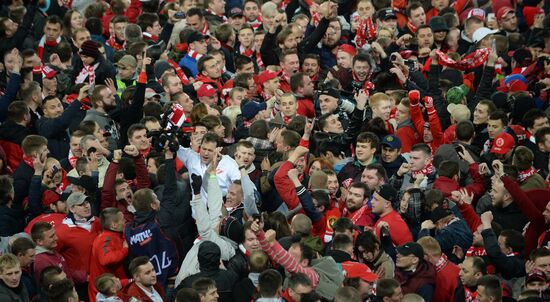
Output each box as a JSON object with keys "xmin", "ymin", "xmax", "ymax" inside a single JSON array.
[{"xmin": 56, "ymin": 216, "xmax": 102, "ymax": 275}]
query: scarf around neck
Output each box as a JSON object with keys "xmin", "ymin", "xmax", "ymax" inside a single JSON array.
[
  {"xmin": 75, "ymin": 62, "xmax": 99, "ymax": 85},
  {"xmin": 38, "ymin": 35, "xmax": 62, "ymax": 62},
  {"xmin": 411, "ymin": 160, "xmax": 434, "ymax": 179},
  {"xmin": 518, "ymin": 167, "xmax": 539, "ymax": 182}
]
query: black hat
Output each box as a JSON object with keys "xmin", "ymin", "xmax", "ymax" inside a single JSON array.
[
  {"xmin": 377, "ymin": 8, "xmax": 397, "ymax": 21},
  {"xmin": 430, "ymin": 206, "xmax": 453, "ymax": 223},
  {"xmin": 429, "ymin": 16, "xmax": 449, "ymax": 32},
  {"xmin": 375, "ymin": 184, "xmax": 397, "ymax": 203},
  {"xmin": 187, "ymin": 31, "xmax": 206, "ymax": 44},
  {"xmin": 221, "ymin": 216, "xmax": 244, "ymax": 243},
  {"xmin": 229, "ymin": 6, "xmax": 244, "ymax": 18},
  {"xmin": 319, "ymin": 87, "xmax": 340, "ymax": 99},
  {"xmin": 396, "ymin": 242, "xmax": 424, "ymax": 259},
  {"xmin": 79, "ymin": 40, "xmax": 100, "ymax": 59}
]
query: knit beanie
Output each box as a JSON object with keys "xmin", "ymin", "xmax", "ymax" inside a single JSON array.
[
  {"xmin": 79, "ymin": 40, "xmax": 100, "ymax": 59},
  {"xmin": 446, "ymin": 84, "xmax": 469, "ymax": 105}
]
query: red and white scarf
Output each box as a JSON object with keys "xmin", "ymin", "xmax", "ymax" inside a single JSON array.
[
  {"xmin": 166, "ymin": 59, "xmax": 190, "ymax": 85},
  {"xmin": 240, "ymin": 45, "xmax": 255, "ymax": 57},
  {"xmin": 248, "ymin": 15, "xmax": 263, "ymax": 30},
  {"xmin": 412, "ymin": 160, "xmax": 434, "ymax": 179},
  {"xmin": 518, "ymin": 167, "xmax": 539, "ymax": 182},
  {"xmin": 68, "ymin": 150, "xmax": 78, "ymax": 168},
  {"xmin": 187, "ymin": 49, "xmax": 203, "ymax": 61},
  {"xmin": 75, "ymin": 63, "xmax": 99, "ymax": 85},
  {"xmin": 352, "ymin": 71, "xmax": 375, "ymax": 91},
  {"xmin": 201, "ymin": 22, "xmax": 210, "ymax": 35},
  {"xmin": 106, "ymin": 35, "xmax": 124, "ymax": 51},
  {"xmin": 435, "ymin": 48, "xmax": 491, "ymax": 71},
  {"xmin": 343, "ymin": 204, "xmax": 369, "ymax": 226},
  {"xmin": 256, "ymin": 51, "xmax": 264, "ymax": 69},
  {"xmin": 142, "ymin": 32, "xmax": 158, "ymax": 42},
  {"xmin": 37, "ymin": 35, "xmax": 61, "ymax": 63},
  {"xmin": 22, "ymin": 155, "xmax": 34, "ymax": 168},
  {"xmin": 434, "ymin": 253, "xmax": 449, "ymax": 272},
  {"xmin": 406, "ymin": 22, "xmax": 417, "ymax": 34},
  {"xmin": 355, "ymin": 16, "xmax": 377, "ymax": 49}
]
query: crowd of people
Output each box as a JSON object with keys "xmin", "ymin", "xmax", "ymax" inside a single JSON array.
[{"xmin": 1, "ymin": 0, "xmax": 550, "ymax": 301}]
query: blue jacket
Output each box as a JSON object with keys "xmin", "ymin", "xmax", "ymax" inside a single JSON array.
[
  {"xmin": 0, "ymin": 73, "xmax": 21, "ymax": 122},
  {"xmin": 418, "ymin": 218, "xmax": 473, "ymax": 257},
  {"xmin": 179, "ymin": 55, "xmax": 198, "ymax": 78}
]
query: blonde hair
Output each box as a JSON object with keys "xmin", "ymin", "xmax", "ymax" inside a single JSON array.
[
  {"xmin": 0, "ymin": 253, "xmax": 20, "ymax": 274},
  {"xmin": 261, "ymin": 2, "xmax": 278, "ymax": 18},
  {"xmin": 417, "ymin": 236, "xmax": 442, "ymax": 257},
  {"xmin": 369, "ymin": 92, "xmax": 391, "ymax": 108},
  {"xmin": 222, "ymin": 105, "xmax": 241, "ymax": 129}
]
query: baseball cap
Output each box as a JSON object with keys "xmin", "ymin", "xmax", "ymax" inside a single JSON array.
[
  {"xmin": 503, "ymin": 74, "xmax": 528, "ymax": 92},
  {"xmin": 377, "ymin": 8, "xmax": 397, "ymax": 21},
  {"xmin": 66, "ymin": 192, "xmax": 89, "ymax": 208},
  {"xmin": 375, "ymin": 184, "xmax": 397, "ymax": 203},
  {"xmin": 257, "ymin": 70, "xmax": 279, "ymax": 86},
  {"xmin": 396, "ymin": 242, "xmax": 424, "ymax": 259},
  {"xmin": 381, "ymin": 134, "xmax": 402, "ymax": 150},
  {"xmin": 338, "ymin": 44, "xmax": 357, "ymax": 57},
  {"xmin": 145, "ymin": 88, "xmax": 161, "ymax": 99},
  {"xmin": 497, "ymin": 6, "xmax": 515, "ymax": 22},
  {"xmin": 490, "ymin": 132, "xmax": 515, "ymax": 155},
  {"xmin": 229, "ymin": 6, "xmax": 244, "ymax": 18},
  {"xmin": 115, "ymin": 55, "xmax": 137, "ymax": 69},
  {"xmin": 472, "ymin": 27, "xmax": 498, "ymax": 43},
  {"xmin": 526, "ymin": 269, "xmax": 547, "ymax": 283},
  {"xmin": 459, "ymin": 8, "xmax": 486, "ymax": 24},
  {"xmin": 342, "ymin": 262, "xmax": 379, "ymax": 282},
  {"xmin": 319, "ymin": 87, "xmax": 341, "ymax": 99},
  {"xmin": 187, "ymin": 31, "xmax": 206, "ymax": 44},
  {"xmin": 197, "ymin": 84, "xmax": 217, "ymax": 98},
  {"xmin": 42, "ymin": 65, "xmax": 58, "ymax": 79},
  {"xmin": 447, "ymin": 104, "xmax": 471, "ymax": 122},
  {"xmin": 431, "ymin": 206, "xmax": 453, "ymax": 223},
  {"xmin": 446, "ymin": 84, "xmax": 469, "ymax": 105},
  {"xmin": 241, "ymin": 101, "xmax": 267, "ymax": 120}
]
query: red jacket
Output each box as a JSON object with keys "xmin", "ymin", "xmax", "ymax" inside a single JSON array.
[
  {"xmin": 34, "ymin": 247, "xmax": 87, "ymax": 285},
  {"xmin": 396, "ymin": 123, "xmax": 421, "ymax": 153},
  {"xmin": 433, "ymin": 258, "xmax": 461, "ymax": 302},
  {"xmin": 24, "ymin": 213, "xmax": 66, "ymax": 233},
  {"xmin": 297, "ymin": 97, "xmax": 315, "ymax": 118},
  {"xmin": 101, "ymin": 155, "xmax": 151, "ymax": 223},
  {"xmin": 89, "ymin": 230, "xmax": 129, "ymax": 302},
  {"xmin": 433, "ymin": 163, "xmax": 485, "ymax": 198},
  {"xmin": 443, "ymin": 125, "xmax": 457, "ymax": 145},
  {"xmin": 118, "ymin": 282, "xmax": 167, "ymax": 302},
  {"xmin": 375, "ymin": 210, "xmax": 413, "ymax": 246},
  {"xmin": 457, "ymin": 203, "xmax": 481, "ymax": 233},
  {"xmin": 56, "ymin": 217, "xmax": 102, "ymax": 275},
  {"xmin": 410, "ymin": 102, "xmax": 444, "ymax": 153},
  {"xmin": 273, "ymin": 140, "xmax": 310, "ymax": 210}
]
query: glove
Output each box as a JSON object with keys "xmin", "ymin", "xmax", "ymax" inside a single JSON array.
[
  {"xmin": 191, "ymin": 174, "xmax": 202, "ymax": 195},
  {"xmin": 423, "ymin": 96, "xmax": 434, "ymax": 110},
  {"xmin": 408, "ymin": 90, "xmax": 420, "ymax": 106}
]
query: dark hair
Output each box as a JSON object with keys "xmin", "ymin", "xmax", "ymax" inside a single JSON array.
[
  {"xmin": 197, "ymin": 55, "xmax": 216, "ymax": 74},
  {"xmin": 304, "ymin": 53, "xmax": 320, "ymax": 64},
  {"xmin": 332, "ymin": 217, "xmax": 354, "ymax": 233},
  {"xmin": 45, "ymin": 15, "xmax": 63, "ymax": 28},
  {"xmin": 357, "ymin": 132, "xmax": 379, "ymax": 149},
  {"xmin": 476, "ymin": 275, "xmax": 502, "ymax": 301},
  {"xmin": 100, "ymin": 207, "xmax": 122, "ymax": 230},
  {"xmin": 143, "ymin": 102, "xmax": 162, "ymax": 119},
  {"xmin": 136, "ymin": 13, "xmax": 159, "ymax": 32},
  {"xmin": 310, "ymin": 190, "xmax": 330, "ymax": 209},
  {"xmin": 438, "ymin": 160, "xmax": 459, "ymax": 178},
  {"xmin": 500, "ymin": 229, "xmax": 525, "ymax": 255},
  {"xmin": 455, "ymin": 120, "xmax": 475, "ymax": 141},
  {"xmin": 300, "ymin": 291, "xmax": 322, "ymax": 302},
  {"xmin": 290, "ymin": 72, "xmax": 306, "ymax": 92},
  {"xmin": 365, "ymin": 163, "xmax": 387, "ymax": 182},
  {"xmin": 186, "ymin": 7, "xmax": 204, "ymax": 18},
  {"xmin": 287, "ymin": 273, "xmax": 312, "ymax": 290},
  {"xmin": 332, "ymin": 234, "xmax": 353, "ymax": 251},
  {"xmin": 201, "ymin": 132, "xmax": 220, "ymax": 145},
  {"xmin": 318, "ymin": 142, "xmax": 344, "ymax": 158},
  {"xmin": 234, "ymin": 72, "xmax": 254, "ymax": 89},
  {"xmin": 411, "ymin": 143, "xmax": 432, "ymax": 155},
  {"xmin": 278, "ymin": 48, "xmax": 298, "ymax": 63},
  {"xmin": 318, "ymin": 113, "xmax": 335, "ymax": 132},
  {"xmin": 10, "ymin": 237, "xmax": 36, "ymax": 256},
  {"xmin": 234, "ymin": 54, "xmax": 253, "ymax": 71},
  {"xmin": 281, "ymin": 130, "xmax": 301, "ymax": 148},
  {"xmin": 175, "ymin": 288, "xmax": 200, "ymax": 302},
  {"xmin": 535, "ymin": 127, "xmax": 550, "ymax": 145},
  {"xmin": 488, "ymin": 110, "xmax": 508, "ymax": 126},
  {"xmin": 215, "ymin": 24, "xmax": 234, "ymax": 43},
  {"xmin": 191, "ymin": 277, "xmax": 217, "ymax": 295},
  {"xmin": 46, "ymin": 278, "xmax": 76, "ymax": 301},
  {"xmin": 129, "ymin": 256, "xmax": 151, "ymax": 276},
  {"xmin": 513, "ymin": 146, "xmax": 534, "ymax": 171},
  {"xmin": 258, "ymin": 269, "xmax": 282, "ymax": 298},
  {"xmin": 530, "ymin": 247, "xmax": 550, "ymax": 261},
  {"xmin": 522, "ymin": 108, "xmax": 547, "ymax": 130},
  {"xmin": 249, "ymin": 120, "xmax": 269, "ymax": 139},
  {"xmin": 31, "ymin": 222, "xmax": 53, "ymax": 242},
  {"xmin": 39, "ymin": 265, "xmax": 63, "ymax": 288},
  {"xmin": 349, "ymin": 182, "xmax": 369, "ymax": 199},
  {"xmin": 406, "ymin": 1, "xmax": 424, "ymax": 18},
  {"xmin": 376, "ymin": 278, "xmax": 401, "ymax": 298},
  {"xmin": 469, "ymin": 256, "xmax": 487, "ymax": 274},
  {"xmin": 7, "ymin": 101, "xmax": 28, "ymax": 122},
  {"xmin": 352, "ymin": 52, "xmax": 372, "ymax": 66},
  {"xmin": 127, "ymin": 123, "xmax": 147, "ymax": 139},
  {"xmin": 354, "ymin": 230, "xmax": 380, "ymax": 258}
]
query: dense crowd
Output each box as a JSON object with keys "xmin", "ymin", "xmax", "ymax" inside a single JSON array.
[{"xmin": 1, "ymin": 0, "xmax": 550, "ymax": 302}]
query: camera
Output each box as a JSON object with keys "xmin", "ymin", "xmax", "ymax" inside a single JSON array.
[
  {"xmin": 146, "ymin": 41, "xmax": 166, "ymax": 63},
  {"xmin": 147, "ymin": 104, "xmax": 187, "ymax": 153}
]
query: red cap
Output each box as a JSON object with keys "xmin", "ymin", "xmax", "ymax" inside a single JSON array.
[
  {"xmin": 523, "ymin": 6, "xmax": 544, "ymax": 27},
  {"xmin": 459, "ymin": 8, "xmax": 486, "ymax": 24},
  {"xmin": 42, "ymin": 190, "xmax": 60, "ymax": 207},
  {"xmin": 341, "ymin": 262, "xmax": 379, "ymax": 282},
  {"xmin": 497, "ymin": 6, "xmax": 515, "ymax": 22},
  {"xmin": 197, "ymin": 84, "xmax": 217, "ymax": 97},
  {"xmin": 42, "ymin": 65, "xmax": 57, "ymax": 79},
  {"xmin": 490, "ymin": 132, "xmax": 515, "ymax": 154},
  {"xmin": 257, "ymin": 70, "xmax": 278, "ymax": 86},
  {"xmin": 338, "ymin": 44, "xmax": 357, "ymax": 57}
]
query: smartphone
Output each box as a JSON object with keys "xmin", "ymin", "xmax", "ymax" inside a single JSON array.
[
  {"xmin": 454, "ymin": 145, "xmax": 463, "ymax": 154},
  {"xmin": 491, "ymin": 38, "xmax": 496, "ymax": 50},
  {"xmin": 51, "ymin": 165, "xmax": 59, "ymax": 175}
]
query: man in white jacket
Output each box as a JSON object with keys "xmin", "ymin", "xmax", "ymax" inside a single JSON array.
[{"xmin": 177, "ymin": 132, "xmax": 241, "ymax": 205}]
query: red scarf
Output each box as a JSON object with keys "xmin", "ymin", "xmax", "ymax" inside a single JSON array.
[
  {"xmin": 256, "ymin": 51, "xmax": 264, "ymax": 69},
  {"xmin": 201, "ymin": 22, "xmax": 210, "ymax": 35},
  {"xmin": 188, "ymin": 49, "xmax": 203, "ymax": 61},
  {"xmin": 435, "ymin": 48, "xmax": 491, "ymax": 71},
  {"xmin": 355, "ymin": 17, "xmax": 377, "ymax": 49},
  {"xmin": 343, "ymin": 204, "xmax": 369, "ymax": 226},
  {"xmin": 406, "ymin": 22, "xmax": 417, "ymax": 34},
  {"xmin": 465, "ymin": 246, "xmax": 486, "ymax": 257},
  {"xmin": 352, "ymin": 71, "xmax": 375, "ymax": 91},
  {"xmin": 37, "ymin": 35, "xmax": 61, "ymax": 63},
  {"xmin": 434, "ymin": 254, "xmax": 449, "ymax": 272},
  {"xmin": 142, "ymin": 32, "xmax": 158, "ymax": 42},
  {"xmin": 518, "ymin": 167, "xmax": 539, "ymax": 182},
  {"xmin": 248, "ymin": 15, "xmax": 262, "ymax": 30},
  {"xmin": 166, "ymin": 59, "xmax": 190, "ymax": 85},
  {"xmin": 411, "ymin": 160, "xmax": 434, "ymax": 179},
  {"xmin": 465, "ymin": 287, "xmax": 477, "ymax": 302},
  {"xmin": 22, "ymin": 155, "xmax": 34, "ymax": 168},
  {"xmin": 240, "ymin": 45, "xmax": 254, "ymax": 57},
  {"xmin": 75, "ymin": 63, "xmax": 99, "ymax": 85},
  {"xmin": 106, "ymin": 35, "xmax": 124, "ymax": 51}
]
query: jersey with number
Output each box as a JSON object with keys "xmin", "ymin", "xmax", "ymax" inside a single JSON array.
[{"xmin": 125, "ymin": 217, "xmax": 179, "ymax": 285}]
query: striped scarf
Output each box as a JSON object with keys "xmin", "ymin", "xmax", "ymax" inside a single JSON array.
[
  {"xmin": 37, "ymin": 35, "xmax": 61, "ymax": 63},
  {"xmin": 75, "ymin": 63, "xmax": 99, "ymax": 85},
  {"xmin": 435, "ymin": 48, "xmax": 491, "ymax": 71}
]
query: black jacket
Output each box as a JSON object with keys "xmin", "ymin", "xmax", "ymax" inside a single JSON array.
[
  {"xmin": 0, "ymin": 279, "xmax": 28, "ymax": 302},
  {"xmin": 0, "ymin": 205, "xmax": 24, "ymax": 236},
  {"xmin": 226, "ymin": 249, "xmax": 248, "ymax": 280},
  {"xmin": 492, "ymin": 202, "xmax": 529, "ymax": 234},
  {"xmin": 0, "ymin": 119, "xmax": 33, "ymax": 145},
  {"xmin": 70, "ymin": 55, "xmax": 116, "ymax": 86},
  {"xmin": 482, "ymin": 228, "xmax": 526, "ymax": 280},
  {"xmin": 13, "ymin": 161, "xmax": 34, "ymax": 212},
  {"xmin": 36, "ymin": 100, "xmax": 84, "ymax": 160},
  {"xmin": 178, "ymin": 241, "xmax": 238, "ymax": 302}
]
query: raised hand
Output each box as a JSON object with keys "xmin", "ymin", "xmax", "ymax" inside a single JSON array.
[
  {"xmin": 190, "ymin": 174, "xmax": 202, "ymax": 195},
  {"xmin": 123, "ymin": 145, "xmax": 139, "ymax": 157},
  {"xmin": 397, "ymin": 162, "xmax": 411, "ymax": 177}
]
